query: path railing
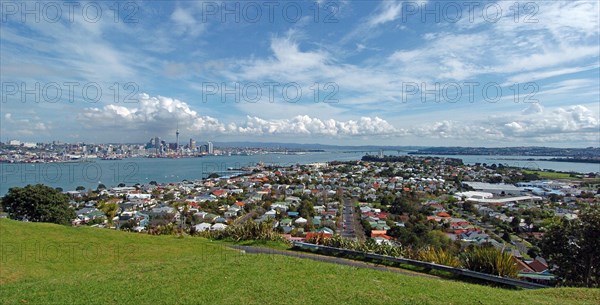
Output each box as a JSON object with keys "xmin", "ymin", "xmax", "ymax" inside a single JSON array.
[{"xmin": 292, "ymin": 241, "xmax": 549, "ymax": 289}]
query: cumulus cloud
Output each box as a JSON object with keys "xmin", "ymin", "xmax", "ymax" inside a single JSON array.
[
  {"xmin": 78, "ymin": 94, "xmax": 399, "ymax": 137},
  {"xmin": 521, "ymin": 103, "xmax": 543, "ymax": 115},
  {"xmin": 410, "ymin": 104, "xmax": 599, "ymax": 143},
  {"xmin": 238, "ymin": 115, "xmax": 398, "ymax": 136},
  {"xmin": 2, "ymin": 112, "xmax": 50, "ymax": 136},
  {"xmin": 503, "ymin": 105, "xmax": 599, "ymax": 136},
  {"xmin": 78, "ymin": 94, "xmax": 228, "ymax": 134},
  {"xmin": 77, "ymin": 94, "xmax": 598, "ymax": 145}
]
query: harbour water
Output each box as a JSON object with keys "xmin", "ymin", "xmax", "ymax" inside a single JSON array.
[{"xmin": 1, "ymin": 150, "xmax": 597, "ymax": 195}]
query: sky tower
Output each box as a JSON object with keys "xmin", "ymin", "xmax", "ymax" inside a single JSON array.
[{"xmin": 175, "ymin": 127, "xmax": 180, "ymax": 151}]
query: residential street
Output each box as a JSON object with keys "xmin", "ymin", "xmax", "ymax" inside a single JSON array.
[{"xmin": 340, "ymin": 198, "xmax": 356, "ymax": 239}]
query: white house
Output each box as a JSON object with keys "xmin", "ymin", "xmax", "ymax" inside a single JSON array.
[
  {"xmin": 194, "ymin": 223, "xmax": 212, "ymax": 232},
  {"xmin": 295, "ymin": 217, "xmax": 307, "ymax": 225},
  {"xmin": 211, "ymin": 223, "xmax": 228, "ymax": 231}
]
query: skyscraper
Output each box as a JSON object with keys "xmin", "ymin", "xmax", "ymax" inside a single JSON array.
[
  {"xmin": 175, "ymin": 128, "xmax": 180, "ymax": 151},
  {"xmin": 207, "ymin": 141, "xmax": 214, "ymax": 154},
  {"xmin": 154, "ymin": 136, "xmax": 160, "ymax": 154},
  {"xmin": 189, "ymin": 138, "xmax": 196, "ymax": 151}
]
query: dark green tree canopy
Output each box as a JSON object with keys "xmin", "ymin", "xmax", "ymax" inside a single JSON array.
[
  {"xmin": 2, "ymin": 184, "xmax": 75, "ymax": 225},
  {"xmin": 540, "ymin": 207, "xmax": 600, "ymax": 287}
]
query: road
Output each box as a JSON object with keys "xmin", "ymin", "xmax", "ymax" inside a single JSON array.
[{"xmin": 340, "ymin": 198, "xmax": 356, "ymax": 239}]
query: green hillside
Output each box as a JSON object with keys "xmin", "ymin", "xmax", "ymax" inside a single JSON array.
[{"xmin": 1, "ymin": 219, "xmax": 598, "ymax": 305}]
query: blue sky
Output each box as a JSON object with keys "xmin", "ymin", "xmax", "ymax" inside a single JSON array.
[{"xmin": 1, "ymin": 0, "xmax": 599, "ymax": 147}]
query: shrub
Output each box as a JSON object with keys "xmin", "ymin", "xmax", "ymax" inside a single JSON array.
[
  {"xmin": 305, "ymin": 234, "xmax": 405, "ymax": 258},
  {"xmin": 200, "ymin": 219, "xmax": 287, "ymax": 243},
  {"xmin": 461, "ymin": 246, "xmax": 519, "ymax": 278},
  {"xmin": 417, "ymin": 247, "xmax": 462, "ymax": 268}
]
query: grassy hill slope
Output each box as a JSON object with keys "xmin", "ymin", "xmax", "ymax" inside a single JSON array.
[{"xmin": 1, "ymin": 219, "xmax": 598, "ymax": 305}]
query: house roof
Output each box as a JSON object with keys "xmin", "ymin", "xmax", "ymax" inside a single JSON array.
[
  {"xmin": 305, "ymin": 232, "xmax": 333, "ymax": 240},
  {"xmin": 513, "ymin": 257, "xmax": 535, "ymax": 273},
  {"xmin": 371, "ymin": 230, "xmax": 388, "ymax": 236},
  {"xmin": 295, "ymin": 217, "xmax": 307, "ymax": 223},
  {"xmin": 437, "ymin": 212, "xmax": 451, "ymax": 218},
  {"xmin": 528, "ymin": 260, "xmax": 548, "ymax": 273},
  {"xmin": 212, "ymin": 189, "xmax": 226, "ymax": 196}
]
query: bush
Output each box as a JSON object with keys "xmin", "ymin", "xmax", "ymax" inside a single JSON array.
[
  {"xmin": 417, "ymin": 247, "xmax": 462, "ymax": 268},
  {"xmin": 200, "ymin": 219, "xmax": 287, "ymax": 243},
  {"xmin": 461, "ymin": 246, "xmax": 519, "ymax": 278},
  {"xmin": 305, "ymin": 234, "xmax": 405, "ymax": 258}
]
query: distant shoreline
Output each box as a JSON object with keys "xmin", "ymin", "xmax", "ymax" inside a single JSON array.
[{"xmin": 408, "ymin": 147, "xmax": 599, "ymax": 161}]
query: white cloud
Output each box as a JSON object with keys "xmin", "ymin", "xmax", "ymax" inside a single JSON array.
[
  {"xmin": 78, "ymin": 94, "xmax": 399, "ymax": 138},
  {"xmin": 1, "ymin": 112, "xmax": 50, "ymax": 136},
  {"xmin": 76, "ymin": 93, "xmax": 598, "ymax": 145},
  {"xmin": 521, "ymin": 103, "xmax": 543, "ymax": 115},
  {"xmin": 367, "ymin": 0, "xmax": 403, "ymax": 27},
  {"xmin": 409, "ymin": 104, "xmax": 599, "ymax": 143},
  {"xmin": 170, "ymin": 6, "xmax": 205, "ymax": 37},
  {"xmin": 385, "ymin": 2, "xmax": 599, "ymax": 83},
  {"xmin": 237, "ymin": 115, "xmax": 398, "ymax": 136},
  {"xmin": 505, "ymin": 65, "xmax": 598, "ymax": 84}
]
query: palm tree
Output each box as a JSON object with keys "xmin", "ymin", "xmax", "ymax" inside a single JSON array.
[
  {"xmin": 99, "ymin": 202, "xmax": 119, "ymax": 227},
  {"xmin": 171, "ymin": 201, "xmax": 189, "ymax": 234}
]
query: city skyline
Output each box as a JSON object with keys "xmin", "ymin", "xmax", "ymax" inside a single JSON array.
[{"xmin": 1, "ymin": 1, "xmax": 599, "ymax": 147}]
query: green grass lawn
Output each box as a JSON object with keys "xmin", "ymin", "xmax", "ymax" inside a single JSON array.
[
  {"xmin": 1, "ymin": 219, "xmax": 599, "ymax": 305},
  {"xmin": 522, "ymin": 170, "xmax": 577, "ymax": 180}
]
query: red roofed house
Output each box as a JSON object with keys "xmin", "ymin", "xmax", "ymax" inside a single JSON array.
[
  {"xmin": 305, "ymin": 232, "xmax": 333, "ymax": 241},
  {"xmin": 371, "ymin": 230, "xmax": 388, "ymax": 237},
  {"xmin": 212, "ymin": 189, "xmax": 227, "ymax": 198},
  {"xmin": 528, "ymin": 259, "xmax": 548, "ymax": 273},
  {"xmin": 377, "ymin": 212, "xmax": 388, "ymax": 220},
  {"xmin": 437, "ymin": 212, "xmax": 451, "ymax": 218}
]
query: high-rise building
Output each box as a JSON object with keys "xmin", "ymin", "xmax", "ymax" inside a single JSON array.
[
  {"xmin": 189, "ymin": 138, "xmax": 196, "ymax": 151},
  {"xmin": 175, "ymin": 128, "xmax": 180, "ymax": 151},
  {"xmin": 207, "ymin": 141, "xmax": 214, "ymax": 154},
  {"xmin": 154, "ymin": 136, "xmax": 160, "ymax": 154}
]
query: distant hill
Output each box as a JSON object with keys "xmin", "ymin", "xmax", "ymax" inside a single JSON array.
[
  {"xmin": 213, "ymin": 141, "xmax": 424, "ymax": 151},
  {"xmin": 1, "ymin": 219, "xmax": 599, "ymax": 304},
  {"xmin": 409, "ymin": 146, "xmax": 600, "ymax": 157}
]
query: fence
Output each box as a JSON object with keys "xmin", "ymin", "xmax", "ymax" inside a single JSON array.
[{"xmin": 292, "ymin": 241, "xmax": 549, "ymax": 289}]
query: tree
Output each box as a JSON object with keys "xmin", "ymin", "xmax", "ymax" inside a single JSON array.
[
  {"xmin": 510, "ymin": 216, "xmax": 521, "ymax": 233},
  {"xmin": 99, "ymin": 202, "xmax": 119, "ymax": 226},
  {"xmin": 540, "ymin": 208, "xmax": 600, "ymax": 287},
  {"xmin": 501, "ymin": 229, "xmax": 512, "ymax": 243},
  {"xmin": 2, "ymin": 184, "xmax": 75, "ymax": 225},
  {"xmin": 76, "ymin": 186, "xmax": 86, "ymax": 191},
  {"xmin": 97, "ymin": 183, "xmax": 107, "ymax": 191}
]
